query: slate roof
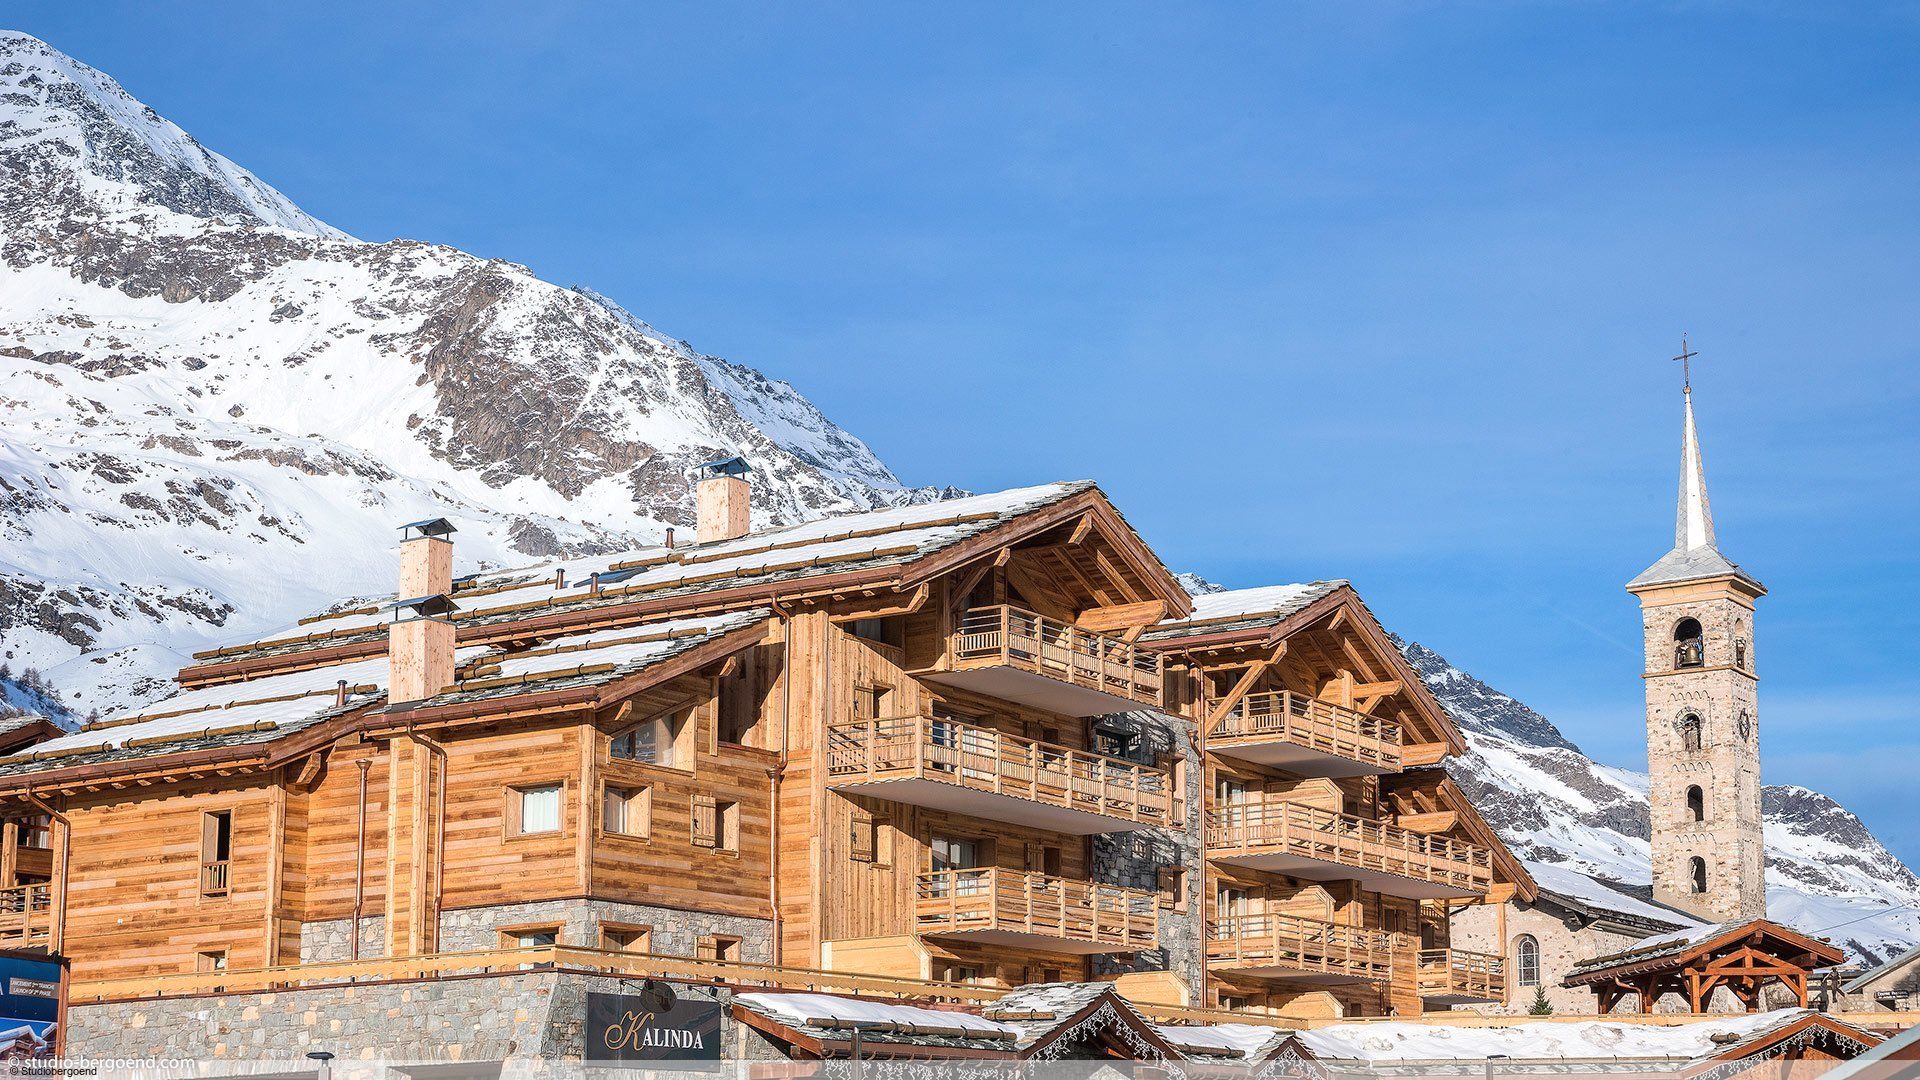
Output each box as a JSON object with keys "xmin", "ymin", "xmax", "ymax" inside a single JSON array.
[
  {"xmin": 1139, "ymin": 581, "xmax": 1346, "ymax": 642},
  {"xmin": 1629, "ymin": 544, "xmax": 1760, "ymax": 590},
  {"xmin": 0, "ymin": 693, "xmax": 370, "ymax": 780},
  {"xmin": 1565, "ymin": 918, "xmax": 1845, "ymax": 981},
  {"xmin": 1840, "ymin": 941, "xmax": 1920, "ymax": 994},
  {"xmin": 1526, "ymin": 861, "xmax": 1699, "ymax": 935},
  {"xmin": 196, "ymin": 481, "xmax": 1098, "ymax": 670}
]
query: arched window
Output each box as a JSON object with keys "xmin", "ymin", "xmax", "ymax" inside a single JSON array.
[
  {"xmin": 1689, "ymin": 857, "xmax": 1708, "ymax": 894},
  {"xmin": 1678, "ymin": 713, "xmax": 1703, "ymax": 752},
  {"xmin": 1674, "ymin": 618, "xmax": 1705, "ymax": 668},
  {"xmin": 1686, "ymin": 785, "xmax": 1705, "ymax": 822},
  {"xmin": 1515, "ymin": 935, "xmax": 1541, "ymax": 987},
  {"xmin": 1734, "ymin": 636, "xmax": 1749, "ymax": 670}
]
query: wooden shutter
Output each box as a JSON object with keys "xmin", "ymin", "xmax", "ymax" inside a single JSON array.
[
  {"xmin": 692, "ymin": 795, "xmax": 718, "ymax": 848},
  {"xmin": 850, "ymin": 809, "xmax": 876, "ymax": 862},
  {"xmin": 1158, "ymin": 866, "xmax": 1185, "ymax": 911}
]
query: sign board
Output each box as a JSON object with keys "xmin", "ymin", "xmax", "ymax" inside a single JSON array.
[
  {"xmin": 586, "ymin": 990, "xmax": 723, "ymax": 1068},
  {"xmin": 0, "ymin": 951, "xmax": 63, "ymax": 1061}
]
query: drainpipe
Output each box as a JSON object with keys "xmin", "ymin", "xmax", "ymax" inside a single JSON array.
[
  {"xmin": 1183, "ymin": 650, "xmax": 1209, "ymax": 1010},
  {"xmin": 22, "ymin": 789, "xmax": 69, "ymax": 955},
  {"xmin": 403, "ymin": 722, "xmax": 449, "ymax": 954},
  {"xmin": 352, "ymin": 758, "xmax": 371, "ymax": 961},
  {"xmin": 768, "ymin": 597, "xmax": 794, "ymax": 965}
]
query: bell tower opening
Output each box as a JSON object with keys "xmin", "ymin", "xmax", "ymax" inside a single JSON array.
[{"xmin": 1627, "ymin": 359, "xmax": 1767, "ymax": 923}]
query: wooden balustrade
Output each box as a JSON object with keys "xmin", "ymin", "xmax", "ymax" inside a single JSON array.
[
  {"xmin": 1206, "ymin": 912, "xmax": 1395, "ymax": 982},
  {"xmin": 950, "ymin": 605, "xmax": 1163, "ymax": 708},
  {"xmin": 1207, "ymin": 800, "xmax": 1492, "ymax": 894},
  {"xmin": 200, "ymin": 860, "xmax": 231, "ymax": 896},
  {"xmin": 914, "ymin": 868, "xmax": 1157, "ymax": 952},
  {"xmin": 1214, "ymin": 691, "xmax": 1402, "ymax": 772},
  {"xmin": 0, "ymin": 882, "xmax": 52, "ymax": 947},
  {"xmin": 826, "ymin": 714, "xmax": 1173, "ymax": 828},
  {"xmin": 1418, "ymin": 948, "xmax": 1507, "ymax": 1002}
]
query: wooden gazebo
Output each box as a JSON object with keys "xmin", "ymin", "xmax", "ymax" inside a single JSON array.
[{"xmin": 1564, "ymin": 919, "xmax": 1846, "ymax": 1014}]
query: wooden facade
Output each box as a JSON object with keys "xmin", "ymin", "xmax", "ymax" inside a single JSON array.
[{"xmin": 0, "ymin": 479, "xmax": 1531, "ymax": 1019}]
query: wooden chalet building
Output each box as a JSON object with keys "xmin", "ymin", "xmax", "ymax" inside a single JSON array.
[{"xmin": 0, "ymin": 467, "xmax": 1530, "ymax": 1029}]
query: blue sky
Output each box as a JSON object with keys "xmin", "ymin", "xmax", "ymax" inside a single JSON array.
[{"xmin": 15, "ymin": 3, "xmax": 1920, "ymax": 865}]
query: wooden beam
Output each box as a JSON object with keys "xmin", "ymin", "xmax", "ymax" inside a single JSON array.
[
  {"xmin": 1204, "ymin": 643, "xmax": 1286, "ymax": 735},
  {"xmin": 1067, "ymin": 513, "xmax": 1095, "ymax": 546},
  {"xmin": 1075, "ymin": 600, "xmax": 1168, "ymax": 635},
  {"xmin": 1393, "ymin": 810, "xmax": 1459, "ymax": 834},
  {"xmin": 1400, "ymin": 741, "xmax": 1449, "ymax": 766}
]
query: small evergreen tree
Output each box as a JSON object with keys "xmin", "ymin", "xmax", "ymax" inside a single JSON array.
[{"xmin": 1528, "ymin": 986, "xmax": 1554, "ymax": 1016}]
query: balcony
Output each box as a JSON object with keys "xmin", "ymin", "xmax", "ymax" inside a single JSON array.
[
  {"xmin": 827, "ymin": 715, "xmax": 1173, "ymax": 833},
  {"xmin": 924, "ymin": 606, "xmax": 1164, "ymax": 716},
  {"xmin": 201, "ymin": 860, "xmax": 231, "ymax": 897},
  {"xmin": 0, "ymin": 883, "xmax": 51, "ymax": 949},
  {"xmin": 1207, "ymin": 913, "xmax": 1395, "ymax": 984},
  {"xmin": 914, "ymin": 868, "xmax": 1157, "ymax": 954},
  {"xmin": 1211, "ymin": 692, "xmax": 1402, "ymax": 777},
  {"xmin": 1418, "ymin": 948, "xmax": 1506, "ymax": 1005},
  {"xmin": 1206, "ymin": 801, "xmax": 1491, "ymax": 899}
]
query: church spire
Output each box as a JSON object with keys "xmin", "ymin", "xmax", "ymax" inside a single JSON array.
[
  {"xmin": 1675, "ymin": 384, "xmax": 1716, "ymax": 552},
  {"xmin": 1628, "ymin": 336, "xmax": 1762, "ymax": 592}
]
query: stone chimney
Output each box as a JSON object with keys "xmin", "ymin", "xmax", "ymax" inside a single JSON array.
[
  {"xmin": 694, "ymin": 457, "xmax": 752, "ymax": 544},
  {"xmin": 389, "ymin": 518, "xmax": 458, "ymax": 705}
]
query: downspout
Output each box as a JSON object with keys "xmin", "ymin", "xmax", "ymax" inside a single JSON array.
[
  {"xmin": 403, "ymin": 721, "xmax": 449, "ymax": 954},
  {"xmin": 1183, "ymin": 650, "xmax": 1208, "ymax": 1010},
  {"xmin": 352, "ymin": 758, "xmax": 371, "ymax": 961},
  {"xmin": 22, "ymin": 789, "xmax": 69, "ymax": 956},
  {"xmin": 768, "ymin": 597, "xmax": 794, "ymax": 965}
]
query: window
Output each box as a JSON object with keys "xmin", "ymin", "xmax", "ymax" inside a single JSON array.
[
  {"xmin": 196, "ymin": 949, "xmax": 228, "ymax": 972},
  {"xmin": 1093, "ymin": 725, "xmax": 1136, "ymax": 759},
  {"xmin": 1217, "ymin": 886, "xmax": 1251, "ymax": 918},
  {"xmin": 611, "ymin": 709, "xmax": 689, "ymax": 768},
  {"xmin": 602, "ymin": 785, "xmax": 650, "ymax": 838},
  {"xmin": 1218, "ymin": 994, "xmax": 1251, "ymax": 1011},
  {"xmin": 1674, "ymin": 618, "xmax": 1705, "ymax": 668},
  {"xmin": 692, "ymin": 796, "xmax": 739, "ymax": 851},
  {"xmin": 697, "ymin": 934, "xmax": 741, "ymax": 962},
  {"xmin": 1678, "ymin": 713, "xmax": 1703, "ymax": 753},
  {"xmin": 503, "ymin": 926, "xmax": 561, "ymax": 948},
  {"xmin": 1690, "ymin": 856, "xmax": 1709, "ymax": 894},
  {"xmin": 200, "ymin": 810, "xmax": 233, "ymax": 897},
  {"xmin": 1735, "ymin": 637, "xmax": 1749, "ymax": 670},
  {"xmin": 1025, "ymin": 843, "xmax": 1062, "ymax": 877},
  {"xmin": 1158, "ymin": 867, "xmax": 1187, "ymax": 912},
  {"xmin": 21, "ymin": 815, "xmax": 50, "ymax": 850},
  {"xmin": 928, "ymin": 834, "xmax": 982, "ymax": 896},
  {"xmin": 849, "ymin": 617, "xmax": 902, "ymax": 647},
  {"xmin": 1686, "ymin": 785, "xmax": 1706, "ymax": 822},
  {"xmin": 513, "ymin": 784, "xmax": 563, "ymax": 835},
  {"xmin": 1515, "ymin": 935, "xmax": 1540, "ymax": 987},
  {"xmin": 936, "ymin": 962, "xmax": 983, "ymax": 985},
  {"xmin": 717, "ymin": 665, "xmax": 759, "ymax": 747},
  {"xmin": 601, "ymin": 925, "xmax": 652, "ymax": 953}
]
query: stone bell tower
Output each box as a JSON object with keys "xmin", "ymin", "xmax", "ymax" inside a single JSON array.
[{"xmin": 1626, "ymin": 361, "xmax": 1767, "ymax": 923}]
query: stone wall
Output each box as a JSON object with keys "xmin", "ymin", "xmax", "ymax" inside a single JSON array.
[
  {"xmin": 68, "ymin": 970, "xmax": 773, "ymax": 1063},
  {"xmin": 436, "ymin": 899, "xmax": 772, "ymax": 961},
  {"xmin": 301, "ymin": 915, "xmax": 388, "ymax": 963},
  {"xmin": 1089, "ymin": 709, "xmax": 1201, "ymax": 999}
]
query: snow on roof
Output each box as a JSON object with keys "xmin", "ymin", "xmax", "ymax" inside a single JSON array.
[
  {"xmin": 1528, "ymin": 861, "xmax": 1701, "ymax": 930},
  {"xmin": 1154, "ymin": 1023, "xmax": 1288, "ymax": 1059},
  {"xmin": 207, "ymin": 482, "xmax": 1093, "ymax": 662},
  {"xmin": 1140, "ymin": 581, "xmax": 1345, "ymax": 641},
  {"xmin": 1297, "ymin": 1009, "xmax": 1808, "ymax": 1063},
  {"xmin": 733, "ymin": 993, "xmax": 1017, "ymax": 1038},
  {"xmin": 481, "ymin": 611, "xmax": 765, "ymax": 682},
  {"xmin": 1566, "ymin": 920, "xmax": 1741, "ymax": 977}
]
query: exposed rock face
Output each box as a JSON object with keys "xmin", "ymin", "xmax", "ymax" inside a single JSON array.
[
  {"xmin": 0, "ymin": 30, "xmax": 952, "ymax": 712},
  {"xmin": 1401, "ymin": 638, "xmax": 1920, "ymax": 965}
]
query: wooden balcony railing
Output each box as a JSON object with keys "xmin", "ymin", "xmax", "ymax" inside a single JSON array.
[
  {"xmin": 1418, "ymin": 948, "xmax": 1507, "ymax": 1001},
  {"xmin": 951, "ymin": 606, "xmax": 1163, "ymax": 708},
  {"xmin": 826, "ymin": 714, "xmax": 1174, "ymax": 827},
  {"xmin": 200, "ymin": 860, "xmax": 231, "ymax": 897},
  {"xmin": 1207, "ymin": 912, "xmax": 1395, "ymax": 983},
  {"xmin": 1214, "ymin": 691, "xmax": 1402, "ymax": 771},
  {"xmin": 1207, "ymin": 801, "xmax": 1492, "ymax": 894},
  {"xmin": 0, "ymin": 883, "xmax": 52, "ymax": 947},
  {"xmin": 915, "ymin": 868, "xmax": 1157, "ymax": 952}
]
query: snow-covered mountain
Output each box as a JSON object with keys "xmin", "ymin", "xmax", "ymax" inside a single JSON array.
[
  {"xmin": 1404, "ymin": 640, "xmax": 1920, "ymax": 967},
  {"xmin": 0, "ymin": 29, "xmax": 954, "ymax": 716}
]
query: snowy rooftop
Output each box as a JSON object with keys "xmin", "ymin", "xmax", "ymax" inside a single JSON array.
[
  {"xmin": 1298, "ymin": 1009, "xmax": 1824, "ymax": 1063},
  {"xmin": 1153, "ymin": 1022, "xmax": 1289, "ymax": 1059},
  {"xmin": 198, "ymin": 481, "xmax": 1095, "ymax": 666},
  {"xmin": 1528, "ymin": 861, "xmax": 1700, "ymax": 932},
  {"xmin": 733, "ymin": 992, "xmax": 1018, "ymax": 1053},
  {"xmin": 1139, "ymin": 581, "xmax": 1345, "ymax": 642}
]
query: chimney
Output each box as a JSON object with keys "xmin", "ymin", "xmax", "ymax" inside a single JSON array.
[
  {"xmin": 694, "ymin": 457, "xmax": 752, "ymax": 544},
  {"xmin": 388, "ymin": 518, "xmax": 458, "ymax": 705}
]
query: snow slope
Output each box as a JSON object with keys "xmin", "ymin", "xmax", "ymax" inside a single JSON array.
[{"xmin": 0, "ymin": 29, "xmax": 951, "ymax": 714}]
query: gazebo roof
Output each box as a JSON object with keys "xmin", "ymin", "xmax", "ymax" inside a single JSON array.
[{"xmin": 1565, "ymin": 919, "xmax": 1845, "ymax": 985}]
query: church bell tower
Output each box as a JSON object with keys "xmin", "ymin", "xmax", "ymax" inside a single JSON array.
[{"xmin": 1626, "ymin": 350, "xmax": 1767, "ymax": 923}]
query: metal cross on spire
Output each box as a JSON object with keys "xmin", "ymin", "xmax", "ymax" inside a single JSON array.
[{"xmin": 1673, "ymin": 334, "xmax": 1698, "ymax": 393}]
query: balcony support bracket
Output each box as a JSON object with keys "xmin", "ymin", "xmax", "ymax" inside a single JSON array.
[{"xmin": 1204, "ymin": 643, "xmax": 1286, "ymax": 736}]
